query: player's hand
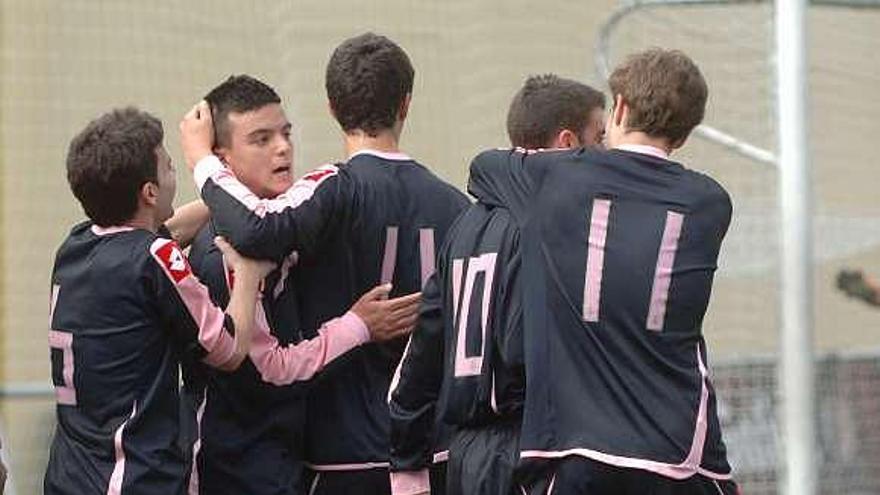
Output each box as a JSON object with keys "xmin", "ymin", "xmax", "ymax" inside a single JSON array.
[
  {"xmin": 214, "ymin": 237, "xmax": 276, "ymax": 283},
  {"xmin": 836, "ymin": 268, "xmax": 880, "ymax": 306},
  {"xmin": 180, "ymin": 100, "xmax": 215, "ymax": 173},
  {"xmin": 351, "ymin": 284, "xmax": 421, "ymax": 342}
]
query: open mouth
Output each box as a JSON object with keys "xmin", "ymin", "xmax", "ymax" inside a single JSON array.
[{"xmin": 272, "ymin": 164, "xmax": 292, "ymax": 175}]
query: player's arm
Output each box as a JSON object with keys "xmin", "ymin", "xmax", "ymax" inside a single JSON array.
[
  {"xmin": 150, "ymin": 236, "xmax": 273, "ymax": 372},
  {"xmin": 190, "ymin": 225, "xmax": 420, "ymax": 385},
  {"xmin": 180, "ymin": 101, "xmax": 345, "ymax": 261},
  {"xmin": 387, "ymin": 272, "xmax": 446, "ymax": 495},
  {"xmin": 218, "ymin": 238, "xmax": 276, "ymax": 369},
  {"xmin": 837, "ymin": 269, "xmax": 880, "ymax": 307},
  {"xmin": 249, "ymin": 285, "xmax": 420, "ymax": 385},
  {"xmin": 467, "ymin": 148, "xmax": 544, "ymax": 223},
  {"xmin": 163, "ymin": 200, "xmax": 210, "ymax": 249}
]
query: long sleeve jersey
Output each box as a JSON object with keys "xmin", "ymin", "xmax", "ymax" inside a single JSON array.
[
  {"xmin": 44, "ymin": 223, "xmax": 243, "ymax": 495},
  {"xmin": 467, "ymin": 147, "xmax": 735, "ymax": 482},
  {"xmin": 194, "ymin": 149, "xmax": 470, "ymax": 468}
]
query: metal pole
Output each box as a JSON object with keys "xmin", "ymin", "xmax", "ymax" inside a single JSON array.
[{"xmin": 775, "ymin": 0, "xmax": 816, "ymax": 494}]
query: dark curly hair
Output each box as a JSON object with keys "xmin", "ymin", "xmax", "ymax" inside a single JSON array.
[
  {"xmin": 325, "ymin": 33, "xmax": 414, "ymax": 136},
  {"xmin": 66, "ymin": 107, "xmax": 163, "ymax": 226}
]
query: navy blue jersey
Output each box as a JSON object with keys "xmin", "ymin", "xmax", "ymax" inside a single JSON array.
[
  {"xmin": 195, "ymin": 149, "xmax": 469, "ymax": 469},
  {"xmin": 184, "ymin": 224, "xmax": 305, "ymax": 495},
  {"xmin": 469, "ymin": 147, "xmax": 734, "ymax": 481},
  {"xmin": 388, "ymin": 197, "xmax": 525, "ymax": 479},
  {"xmin": 185, "ymin": 223, "xmax": 376, "ymax": 494},
  {"xmin": 44, "ymin": 222, "xmax": 242, "ymax": 495}
]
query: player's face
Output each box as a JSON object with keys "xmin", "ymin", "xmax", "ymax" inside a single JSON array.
[
  {"xmin": 579, "ymin": 106, "xmax": 607, "ymax": 148},
  {"xmin": 217, "ymin": 103, "xmax": 293, "ymax": 199},
  {"xmin": 154, "ymin": 144, "xmax": 176, "ymax": 224}
]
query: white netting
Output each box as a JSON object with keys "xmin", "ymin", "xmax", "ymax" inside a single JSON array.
[{"xmin": 600, "ymin": 3, "xmax": 880, "ymax": 493}]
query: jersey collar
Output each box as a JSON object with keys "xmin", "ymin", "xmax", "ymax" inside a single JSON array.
[
  {"xmin": 348, "ymin": 149, "xmax": 413, "ymax": 162},
  {"xmin": 91, "ymin": 225, "xmax": 136, "ymax": 236},
  {"xmin": 612, "ymin": 144, "xmax": 670, "ymax": 160}
]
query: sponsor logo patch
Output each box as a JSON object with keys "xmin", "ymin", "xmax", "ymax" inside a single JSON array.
[{"xmin": 155, "ymin": 241, "xmax": 192, "ymax": 283}]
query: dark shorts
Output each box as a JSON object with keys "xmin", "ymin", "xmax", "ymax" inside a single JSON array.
[
  {"xmin": 519, "ymin": 456, "xmax": 738, "ymax": 495},
  {"xmin": 305, "ymin": 464, "xmax": 447, "ymax": 495},
  {"xmin": 305, "ymin": 468, "xmax": 390, "ymax": 495},
  {"xmin": 195, "ymin": 435, "xmax": 304, "ymax": 495},
  {"xmin": 446, "ymin": 420, "xmax": 521, "ymax": 495}
]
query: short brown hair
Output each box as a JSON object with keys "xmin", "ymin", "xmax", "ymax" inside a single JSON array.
[
  {"xmin": 204, "ymin": 75, "xmax": 281, "ymax": 148},
  {"xmin": 325, "ymin": 32, "xmax": 414, "ymax": 136},
  {"xmin": 506, "ymin": 74, "xmax": 606, "ymax": 149},
  {"xmin": 66, "ymin": 107, "xmax": 163, "ymax": 226},
  {"xmin": 608, "ymin": 48, "xmax": 707, "ymax": 144}
]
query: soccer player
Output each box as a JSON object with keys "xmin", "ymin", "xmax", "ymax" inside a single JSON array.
[
  {"xmin": 184, "ymin": 75, "xmax": 422, "ymax": 495},
  {"xmin": 466, "ymin": 49, "xmax": 738, "ymax": 494},
  {"xmin": 180, "ymin": 33, "xmax": 470, "ymax": 495},
  {"xmin": 43, "ymin": 107, "xmax": 275, "ymax": 494},
  {"xmin": 506, "ymin": 74, "xmax": 607, "ymax": 149},
  {"xmin": 387, "ymin": 75, "xmax": 606, "ymax": 495}
]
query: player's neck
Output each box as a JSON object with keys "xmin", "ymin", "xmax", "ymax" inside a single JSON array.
[
  {"xmin": 612, "ymin": 131, "xmax": 675, "ymax": 157},
  {"xmin": 124, "ymin": 209, "xmax": 159, "ymax": 233},
  {"xmin": 343, "ymin": 128, "xmax": 401, "ymax": 158}
]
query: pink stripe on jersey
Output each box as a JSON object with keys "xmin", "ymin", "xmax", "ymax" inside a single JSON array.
[
  {"xmin": 149, "ymin": 238, "xmax": 237, "ymax": 369},
  {"xmin": 306, "ymin": 461, "xmax": 390, "ymax": 471},
  {"xmin": 307, "ymin": 473, "xmax": 321, "ymax": 495},
  {"xmin": 390, "ymin": 469, "xmax": 430, "ymax": 495},
  {"xmin": 106, "ymin": 402, "xmax": 137, "ymax": 495},
  {"xmin": 519, "ymin": 345, "xmax": 731, "ymax": 481},
  {"xmin": 387, "ymin": 335, "xmax": 414, "ymax": 403},
  {"xmin": 248, "ymin": 305, "xmax": 369, "ymax": 386},
  {"xmin": 419, "ymin": 228, "xmax": 436, "ymax": 288},
  {"xmin": 48, "ymin": 330, "xmax": 76, "ymax": 406},
  {"xmin": 272, "ymin": 253, "xmax": 297, "ymax": 300},
  {"xmin": 612, "ymin": 144, "xmax": 670, "ymax": 160},
  {"xmin": 91, "ymin": 225, "xmax": 135, "ymax": 236},
  {"xmin": 348, "ymin": 149, "xmax": 413, "ymax": 162},
  {"xmin": 646, "ymin": 212, "xmax": 684, "ymax": 331},
  {"xmin": 381, "ymin": 227, "xmax": 398, "ymax": 285},
  {"xmin": 432, "ymin": 450, "xmax": 449, "ymax": 463},
  {"xmin": 194, "ymin": 155, "xmax": 337, "ymax": 217},
  {"xmin": 187, "ymin": 392, "xmax": 207, "ymax": 495},
  {"xmin": 582, "ymin": 199, "xmax": 611, "ymax": 322},
  {"xmin": 451, "ymin": 259, "xmax": 464, "ymax": 318}
]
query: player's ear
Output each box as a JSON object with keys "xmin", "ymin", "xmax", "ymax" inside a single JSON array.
[
  {"xmin": 554, "ymin": 129, "xmax": 578, "ymax": 149},
  {"xmin": 398, "ymin": 93, "xmax": 411, "ymax": 122},
  {"xmin": 214, "ymin": 143, "xmax": 229, "ymax": 164},
  {"xmin": 141, "ymin": 181, "xmax": 159, "ymax": 208},
  {"xmin": 612, "ymin": 94, "xmax": 627, "ymax": 128}
]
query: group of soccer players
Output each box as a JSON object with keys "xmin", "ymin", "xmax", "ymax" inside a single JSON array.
[{"xmin": 44, "ymin": 31, "xmax": 737, "ymax": 495}]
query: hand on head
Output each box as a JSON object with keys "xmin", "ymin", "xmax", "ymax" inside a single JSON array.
[{"xmin": 180, "ymin": 100, "xmax": 215, "ymax": 173}]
